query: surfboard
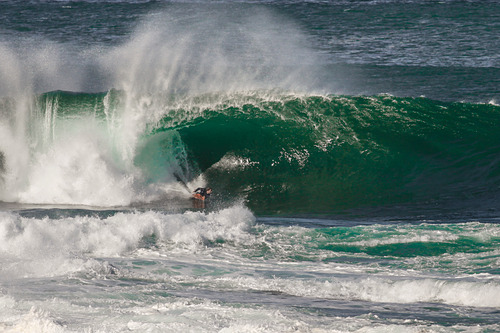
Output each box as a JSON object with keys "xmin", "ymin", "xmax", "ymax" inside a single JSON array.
[{"xmin": 192, "ymin": 193, "xmax": 205, "ymax": 201}]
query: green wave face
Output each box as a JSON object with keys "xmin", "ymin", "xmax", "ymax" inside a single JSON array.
[
  {"xmin": 2, "ymin": 90, "xmax": 500, "ymax": 214},
  {"xmin": 169, "ymin": 94, "xmax": 500, "ymax": 214}
]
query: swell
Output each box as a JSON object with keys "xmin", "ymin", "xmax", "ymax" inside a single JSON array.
[
  {"xmin": 165, "ymin": 93, "xmax": 500, "ymax": 214},
  {"xmin": 2, "ymin": 90, "xmax": 500, "ymax": 214}
]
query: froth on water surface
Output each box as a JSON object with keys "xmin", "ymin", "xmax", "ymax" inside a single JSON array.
[
  {"xmin": 1, "ymin": 204, "xmax": 500, "ymax": 331},
  {"xmin": 0, "ymin": 1, "xmax": 500, "ymax": 332},
  {"xmin": 0, "ymin": 7, "xmax": 325, "ymax": 210}
]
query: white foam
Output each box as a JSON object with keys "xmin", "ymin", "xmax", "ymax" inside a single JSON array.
[
  {"xmin": 2, "ymin": 307, "xmax": 66, "ymax": 333},
  {"xmin": 0, "ymin": 12, "xmax": 318, "ymax": 207},
  {"xmin": 2, "ymin": 299, "xmax": 497, "ymax": 333},
  {"xmin": 350, "ymin": 277, "xmax": 500, "ymax": 308},
  {"xmin": 204, "ymin": 273, "xmax": 500, "ymax": 308},
  {"xmin": 0, "ymin": 8, "xmax": 324, "ymax": 207},
  {"xmin": 0, "ymin": 205, "xmax": 255, "ymax": 278},
  {"xmin": 18, "ymin": 119, "xmax": 137, "ymax": 206},
  {"xmin": 210, "ymin": 153, "xmax": 260, "ymax": 171}
]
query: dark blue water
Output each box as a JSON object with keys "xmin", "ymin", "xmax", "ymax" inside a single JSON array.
[
  {"xmin": 0, "ymin": 0, "xmax": 498, "ymax": 101},
  {"xmin": 0, "ymin": 1, "xmax": 499, "ymax": 332}
]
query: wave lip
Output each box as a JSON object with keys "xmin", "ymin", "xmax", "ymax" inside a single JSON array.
[
  {"xmin": 0, "ymin": 5, "xmax": 498, "ymax": 214},
  {"xmin": 2, "ymin": 90, "xmax": 500, "ymax": 214},
  {"xmin": 170, "ymin": 93, "xmax": 500, "ymax": 214}
]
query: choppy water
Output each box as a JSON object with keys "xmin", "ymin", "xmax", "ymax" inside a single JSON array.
[{"xmin": 0, "ymin": 0, "xmax": 499, "ymax": 332}]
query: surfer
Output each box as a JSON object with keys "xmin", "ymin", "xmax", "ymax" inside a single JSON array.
[{"xmin": 193, "ymin": 187, "xmax": 212, "ymax": 201}]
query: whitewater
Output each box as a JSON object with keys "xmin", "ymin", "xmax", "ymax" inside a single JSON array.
[{"xmin": 1, "ymin": 0, "xmax": 500, "ymax": 332}]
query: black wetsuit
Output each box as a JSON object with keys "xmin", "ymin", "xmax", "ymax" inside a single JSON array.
[{"xmin": 194, "ymin": 188, "xmax": 211, "ymax": 199}]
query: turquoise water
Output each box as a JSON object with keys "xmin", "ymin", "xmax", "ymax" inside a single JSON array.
[
  {"xmin": 0, "ymin": 1, "xmax": 499, "ymax": 332},
  {"xmin": 6, "ymin": 90, "xmax": 500, "ymax": 215}
]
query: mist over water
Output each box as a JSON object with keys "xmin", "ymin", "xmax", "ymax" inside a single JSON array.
[
  {"xmin": 105, "ymin": 8, "xmax": 320, "ymax": 95},
  {"xmin": 0, "ymin": 7, "xmax": 322, "ymax": 206},
  {"xmin": 1, "ymin": 2, "xmax": 500, "ymax": 332}
]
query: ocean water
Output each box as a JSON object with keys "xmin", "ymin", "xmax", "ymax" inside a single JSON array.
[{"xmin": 1, "ymin": 0, "xmax": 499, "ymax": 332}]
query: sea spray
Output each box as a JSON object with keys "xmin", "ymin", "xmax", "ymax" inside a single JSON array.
[
  {"xmin": 0, "ymin": 8, "xmax": 321, "ymax": 207},
  {"xmin": 0, "ymin": 40, "xmax": 109, "ymax": 204},
  {"xmin": 2, "ymin": 89, "xmax": 500, "ymax": 211},
  {"xmin": 98, "ymin": 8, "xmax": 319, "ymax": 169},
  {"xmin": 0, "ymin": 1, "xmax": 499, "ymax": 332},
  {"xmin": 3, "ymin": 206, "xmax": 499, "ymax": 310},
  {"xmin": 103, "ymin": 8, "xmax": 318, "ymax": 96},
  {"xmin": 0, "ymin": 205, "xmax": 255, "ymax": 278}
]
